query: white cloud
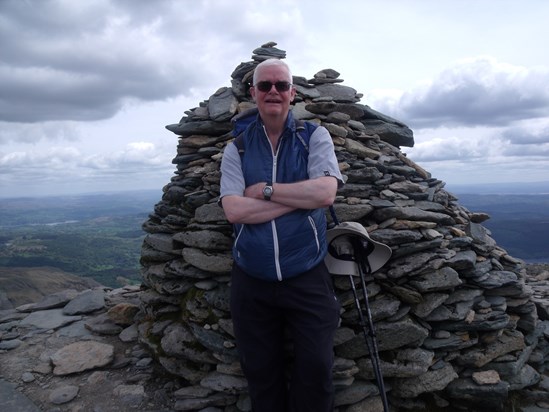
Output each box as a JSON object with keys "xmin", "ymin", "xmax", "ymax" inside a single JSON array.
[
  {"xmin": 0, "ymin": 0, "xmax": 314, "ymax": 124},
  {"xmin": 2, "ymin": 0, "xmax": 549, "ymax": 196},
  {"xmin": 0, "ymin": 0, "xmax": 226, "ymax": 123},
  {"xmin": 0, "ymin": 121, "xmax": 81, "ymax": 144},
  {"xmin": 406, "ymin": 135, "xmax": 488, "ymax": 162},
  {"xmin": 370, "ymin": 57, "xmax": 549, "ymax": 130},
  {"xmin": 0, "ymin": 141, "xmax": 175, "ymax": 197},
  {"xmin": 81, "ymin": 142, "xmax": 171, "ymax": 170},
  {"xmin": 404, "ymin": 122, "xmax": 549, "ymax": 186},
  {"xmin": 501, "ymin": 121, "xmax": 549, "ymax": 145}
]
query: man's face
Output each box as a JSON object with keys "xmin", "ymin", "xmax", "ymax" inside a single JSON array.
[{"xmin": 251, "ymin": 65, "xmax": 296, "ymax": 119}]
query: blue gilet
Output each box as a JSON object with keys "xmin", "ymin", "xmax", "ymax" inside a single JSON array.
[{"xmin": 232, "ymin": 112, "xmax": 328, "ymax": 281}]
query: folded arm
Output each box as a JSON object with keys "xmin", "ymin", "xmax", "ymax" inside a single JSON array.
[
  {"xmin": 222, "ymin": 176, "xmax": 337, "ymax": 224},
  {"xmin": 221, "ymin": 195, "xmax": 295, "ymax": 224}
]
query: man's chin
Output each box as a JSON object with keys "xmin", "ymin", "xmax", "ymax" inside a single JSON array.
[{"xmin": 261, "ymin": 108, "xmax": 283, "ymax": 116}]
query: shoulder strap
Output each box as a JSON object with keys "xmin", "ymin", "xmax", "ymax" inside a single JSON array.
[
  {"xmin": 233, "ymin": 132, "xmax": 246, "ymax": 155},
  {"xmin": 294, "ymin": 119, "xmax": 309, "ymax": 154},
  {"xmin": 231, "ymin": 107, "xmax": 259, "ymax": 137}
]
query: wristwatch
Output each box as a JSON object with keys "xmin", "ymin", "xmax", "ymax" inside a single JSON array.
[{"xmin": 263, "ymin": 183, "xmax": 274, "ymax": 200}]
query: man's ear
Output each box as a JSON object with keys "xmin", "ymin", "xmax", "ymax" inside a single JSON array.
[{"xmin": 250, "ymin": 86, "xmax": 256, "ymax": 101}]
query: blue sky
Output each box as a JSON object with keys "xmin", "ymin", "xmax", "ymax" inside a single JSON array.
[{"xmin": 1, "ymin": 0, "xmax": 549, "ymax": 197}]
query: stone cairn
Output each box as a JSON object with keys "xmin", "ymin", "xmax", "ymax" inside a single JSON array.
[{"xmin": 138, "ymin": 42, "xmax": 549, "ymax": 411}]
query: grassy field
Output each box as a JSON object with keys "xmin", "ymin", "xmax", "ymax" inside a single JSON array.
[
  {"xmin": 0, "ymin": 191, "xmax": 160, "ymax": 287},
  {"xmin": 0, "ymin": 215, "xmax": 147, "ymax": 287}
]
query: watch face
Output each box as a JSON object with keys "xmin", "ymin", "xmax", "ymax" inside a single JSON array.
[{"xmin": 263, "ymin": 186, "xmax": 273, "ymax": 198}]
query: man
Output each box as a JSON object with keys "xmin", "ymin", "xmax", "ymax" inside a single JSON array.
[{"xmin": 220, "ymin": 58, "xmax": 343, "ymax": 412}]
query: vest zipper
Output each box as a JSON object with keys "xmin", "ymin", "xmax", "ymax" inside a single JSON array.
[
  {"xmin": 233, "ymin": 224, "xmax": 244, "ymax": 257},
  {"xmin": 263, "ymin": 125, "xmax": 283, "ymax": 281},
  {"xmin": 308, "ymin": 216, "xmax": 320, "ymax": 253}
]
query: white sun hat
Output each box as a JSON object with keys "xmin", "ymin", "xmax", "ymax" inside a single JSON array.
[{"xmin": 325, "ymin": 221, "xmax": 392, "ymax": 276}]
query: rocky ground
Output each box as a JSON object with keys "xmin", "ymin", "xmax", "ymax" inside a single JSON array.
[
  {"xmin": 0, "ymin": 285, "xmax": 182, "ymax": 412},
  {"xmin": 1, "ymin": 263, "xmax": 549, "ymax": 411}
]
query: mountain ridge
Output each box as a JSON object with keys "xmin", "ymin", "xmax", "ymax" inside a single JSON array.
[{"xmin": 0, "ymin": 267, "xmax": 100, "ymax": 310}]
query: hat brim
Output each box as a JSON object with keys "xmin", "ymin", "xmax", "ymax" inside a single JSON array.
[{"xmin": 325, "ymin": 222, "xmax": 392, "ymax": 275}]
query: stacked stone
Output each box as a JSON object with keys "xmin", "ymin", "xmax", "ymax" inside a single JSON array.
[{"xmin": 138, "ymin": 42, "xmax": 548, "ymax": 411}]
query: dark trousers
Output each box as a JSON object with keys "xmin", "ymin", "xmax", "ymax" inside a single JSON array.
[{"xmin": 230, "ymin": 262, "xmax": 340, "ymax": 412}]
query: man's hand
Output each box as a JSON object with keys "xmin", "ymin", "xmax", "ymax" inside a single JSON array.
[{"xmin": 244, "ymin": 182, "xmax": 267, "ymax": 200}]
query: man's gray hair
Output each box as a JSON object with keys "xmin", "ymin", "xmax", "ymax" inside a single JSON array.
[{"xmin": 253, "ymin": 59, "xmax": 293, "ymax": 85}]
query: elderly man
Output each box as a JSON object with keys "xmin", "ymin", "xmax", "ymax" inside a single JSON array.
[{"xmin": 220, "ymin": 58, "xmax": 343, "ymax": 412}]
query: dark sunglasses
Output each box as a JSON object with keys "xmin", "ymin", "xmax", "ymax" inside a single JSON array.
[{"xmin": 255, "ymin": 81, "xmax": 292, "ymax": 93}]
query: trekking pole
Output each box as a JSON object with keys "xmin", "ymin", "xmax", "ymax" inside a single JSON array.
[
  {"xmin": 351, "ymin": 239, "xmax": 390, "ymax": 412},
  {"xmin": 325, "ymin": 213, "xmax": 390, "ymax": 409}
]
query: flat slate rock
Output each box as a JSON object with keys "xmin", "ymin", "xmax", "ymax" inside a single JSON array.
[
  {"xmin": 0, "ymin": 379, "xmax": 40, "ymax": 412},
  {"xmin": 18, "ymin": 309, "xmax": 81, "ymax": 330}
]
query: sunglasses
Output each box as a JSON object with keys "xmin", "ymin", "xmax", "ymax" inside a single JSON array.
[{"xmin": 255, "ymin": 81, "xmax": 293, "ymax": 93}]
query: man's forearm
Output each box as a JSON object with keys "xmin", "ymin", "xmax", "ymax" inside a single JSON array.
[
  {"xmin": 244, "ymin": 177, "xmax": 338, "ymax": 210},
  {"xmin": 222, "ymin": 195, "xmax": 295, "ymax": 224}
]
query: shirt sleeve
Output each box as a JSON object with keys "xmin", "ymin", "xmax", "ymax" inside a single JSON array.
[
  {"xmin": 220, "ymin": 142, "xmax": 246, "ymax": 200},
  {"xmin": 307, "ymin": 125, "xmax": 344, "ymax": 187}
]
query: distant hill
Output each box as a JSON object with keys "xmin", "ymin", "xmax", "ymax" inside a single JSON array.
[
  {"xmin": 447, "ymin": 180, "xmax": 549, "ymax": 195},
  {"xmin": 455, "ymin": 193, "xmax": 549, "ymax": 263},
  {"xmin": 0, "ymin": 188, "xmax": 547, "ymax": 292},
  {"xmin": 0, "ymin": 266, "xmax": 101, "ymax": 309},
  {"xmin": 0, "ymin": 189, "xmax": 161, "ymax": 226},
  {"xmin": 0, "ymin": 190, "xmax": 160, "ymax": 287}
]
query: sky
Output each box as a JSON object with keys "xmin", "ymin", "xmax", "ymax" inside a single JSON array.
[{"xmin": 1, "ymin": 0, "xmax": 549, "ymax": 198}]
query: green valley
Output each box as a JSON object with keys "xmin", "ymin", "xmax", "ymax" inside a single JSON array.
[{"xmin": 0, "ymin": 191, "xmax": 161, "ymax": 287}]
